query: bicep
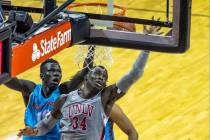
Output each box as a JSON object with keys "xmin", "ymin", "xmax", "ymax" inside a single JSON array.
[
  {"xmin": 103, "ymin": 85, "xmax": 125, "ymax": 106},
  {"xmin": 5, "ymin": 78, "xmax": 36, "ymax": 106},
  {"xmin": 101, "ymin": 85, "xmax": 123, "ymax": 115},
  {"xmin": 4, "ymin": 77, "xmax": 24, "ymax": 91},
  {"xmin": 4, "ymin": 77, "xmax": 36, "ymax": 95}
]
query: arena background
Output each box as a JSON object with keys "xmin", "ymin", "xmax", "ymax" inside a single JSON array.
[{"xmin": 0, "ymin": 0, "xmax": 209, "ymax": 140}]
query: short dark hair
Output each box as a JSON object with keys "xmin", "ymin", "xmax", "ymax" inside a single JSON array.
[{"xmin": 40, "ymin": 58, "xmax": 60, "ymax": 73}]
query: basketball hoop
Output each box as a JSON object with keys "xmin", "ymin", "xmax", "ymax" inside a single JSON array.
[
  {"xmin": 67, "ymin": 2, "xmax": 135, "ymax": 69},
  {"xmin": 67, "ymin": 2, "xmax": 126, "ymax": 16}
]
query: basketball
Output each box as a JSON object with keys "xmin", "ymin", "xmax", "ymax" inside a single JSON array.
[{"xmin": 113, "ymin": 21, "xmax": 136, "ymax": 32}]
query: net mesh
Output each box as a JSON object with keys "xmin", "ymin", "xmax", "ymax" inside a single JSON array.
[
  {"xmin": 67, "ymin": 2, "xmax": 126, "ymax": 69},
  {"xmin": 74, "ymin": 45, "xmax": 113, "ymax": 69}
]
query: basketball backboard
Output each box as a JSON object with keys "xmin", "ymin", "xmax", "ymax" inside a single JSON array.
[{"xmin": 62, "ymin": 0, "xmax": 192, "ymax": 53}]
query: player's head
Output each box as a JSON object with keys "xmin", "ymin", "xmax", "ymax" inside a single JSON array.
[
  {"xmin": 40, "ymin": 58, "xmax": 62, "ymax": 89},
  {"xmin": 86, "ymin": 65, "xmax": 108, "ymax": 90}
]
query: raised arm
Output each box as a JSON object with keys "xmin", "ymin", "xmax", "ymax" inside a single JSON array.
[
  {"xmin": 18, "ymin": 95, "xmax": 67, "ymax": 137},
  {"xmin": 110, "ymin": 104, "xmax": 138, "ymax": 140},
  {"xmin": 102, "ymin": 23, "xmax": 164, "ymax": 115},
  {"xmin": 115, "ymin": 50, "xmax": 150, "ymax": 99},
  {"xmin": 4, "ymin": 77, "xmax": 36, "ymax": 106},
  {"xmin": 59, "ymin": 45, "xmax": 95, "ymax": 94},
  {"xmin": 105, "ymin": 23, "xmax": 163, "ymax": 103},
  {"xmin": 101, "ymin": 50, "xmax": 150, "ymax": 116}
]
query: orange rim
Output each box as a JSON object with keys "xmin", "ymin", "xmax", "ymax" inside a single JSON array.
[{"xmin": 67, "ymin": 2, "xmax": 126, "ymax": 16}]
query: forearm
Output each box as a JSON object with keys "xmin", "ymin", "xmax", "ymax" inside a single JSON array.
[
  {"xmin": 35, "ymin": 113, "xmax": 58, "ymax": 136},
  {"xmin": 60, "ymin": 46, "xmax": 96, "ymax": 94},
  {"xmin": 83, "ymin": 45, "xmax": 95, "ymax": 69},
  {"xmin": 36, "ymin": 95, "xmax": 65, "ymax": 136},
  {"xmin": 128, "ymin": 131, "xmax": 138, "ymax": 140},
  {"xmin": 68, "ymin": 71, "xmax": 85, "ymax": 91},
  {"xmin": 60, "ymin": 70, "xmax": 87, "ymax": 94},
  {"xmin": 110, "ymin": 104, "xmax": 139, "ymax": 140},
  {"xmin": 116, "ymin": 51, "xmax": 150, "ymax": 93}
]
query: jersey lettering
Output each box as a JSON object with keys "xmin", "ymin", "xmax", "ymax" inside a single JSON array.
[{"xmin": 68, "ymin": 103, "xmax": 94, "ymax": 117}]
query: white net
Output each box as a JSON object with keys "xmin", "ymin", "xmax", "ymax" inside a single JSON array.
[
  {"xmin": 68, "ymin": 2, "xmax": 126, "ymax": 69},
  {"xmin": 74, "ymin": 45, "xmax": 113, "ymax": 69}
]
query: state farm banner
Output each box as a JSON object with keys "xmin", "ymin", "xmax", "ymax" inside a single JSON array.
[{"xmin": 11, "ymin": 21, "xmax": 72, "ymax": 77}]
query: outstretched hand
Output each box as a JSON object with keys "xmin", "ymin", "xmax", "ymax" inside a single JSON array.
[
  {"xmin": 143, "ymin": 16, "xmax": 164, "ymax": 35},
  {"xmin": 17, "ymin": 126, "xmax": 38, "ymax": 137}
]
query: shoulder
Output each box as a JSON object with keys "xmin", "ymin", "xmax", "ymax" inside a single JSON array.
[
  {"xmin": 102, "ymin": 85, "xmax": 118, "ymax": 99},
  {"xmin": 103, "ymin": 85, "xmax": 116, "ymax": 93},
  {"xmin": 21, "ymin": 79, "xmax": 37, "ymax": 91},
  {"xmin": 57, "ymin": 90, "xmax": 77, "ymax": 103},
  {"xmin": 31, "ymin": 84, "xmax": 42, "ymax": 95},
  {"xmin": 59, "ymin": 94, "xmax": 69, "ymax": 102}
]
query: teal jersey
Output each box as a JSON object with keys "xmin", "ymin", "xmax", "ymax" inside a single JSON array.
[
  {"xmin": 24, "ymin": 84, "xmax": 60, "ymax": 140},
  {"xmin": 104, "ymin": 119, "xmax": 114, "ymax": 140}
]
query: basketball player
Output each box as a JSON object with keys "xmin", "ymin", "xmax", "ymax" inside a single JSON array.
[
  {"xmin": 4, "ymin": 46, "xmax": 95, "ymax": 140},
  {"xmin": 18, "ymin": 49, "xmax": 150, "ymax": 140},
  {"xmin": 5, "ymin": 45, "xmax": 137, "ymax": 140}
]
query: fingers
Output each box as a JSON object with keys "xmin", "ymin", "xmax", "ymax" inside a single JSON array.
[
  {"xmin": 143, "ymin": 25, "xmax": 148, "ymax": 34},
  {"xmin": 152, "ymin": 17, "xmax": 161, "ymax": 32},
  {"xmin": 17, "ymin": 128, "xmax": 28, "ymax": 137},
  {"xmin": 156, "ymin": 18, "xmax": 162, "ymax": 32},
  {"xmin": 143, "ymin": 16, "xmax": 164, "ymax": 35},
  {"xmin": 142, "ymin": 16, "xmax": 163, "ymax": 35},
  {"xmin": 152, "ymin": 16, "xmax": 160, "ymax": 21},
  {"xmin": 143, "ymin": 25, "xmax": 146, "ymax": 30},
  {"xmin": 156, "ymin": 26, "xmax": 161, "ymax": 32},
  {"xmin": 143, "ymin": 25, "xmax": 147, "ymax": 29},
  {"xmin": 17, "ymin": 129, "xmax": 24, "ymax": 137},
  {"xmin": 17, "ymin": 126, "xmax": 37, "ymax": 137}
]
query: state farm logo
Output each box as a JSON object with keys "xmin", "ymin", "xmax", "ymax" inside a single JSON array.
[
  {"xmin": 32, "ymin": 43, "xmax": 41, "ymax": 62},
  {"xmin": 31, "ymin": 29, "xmax": 71, "ymax": 62}
]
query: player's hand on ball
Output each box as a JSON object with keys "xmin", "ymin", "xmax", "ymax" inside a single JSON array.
[{"xmin": 17, "ymin": 126, "xmax": 38, "ymax": 137}]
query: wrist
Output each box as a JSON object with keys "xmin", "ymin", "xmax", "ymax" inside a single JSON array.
[{"xmin": 32, "ymin": 128, "xmax": 38, "ymax": 136}]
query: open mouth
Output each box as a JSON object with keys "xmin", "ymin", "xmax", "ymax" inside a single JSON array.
[
  {"xmin": 95, "ymin": 79, "xmax": 103, "ymax": 87},
  {"xmin": 96, "ymin": 82, "xmax": 102, "ymax": 87},
  {"xmin": 52, "ymin": 78, "xmax": 60, "ymax": 85}
]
